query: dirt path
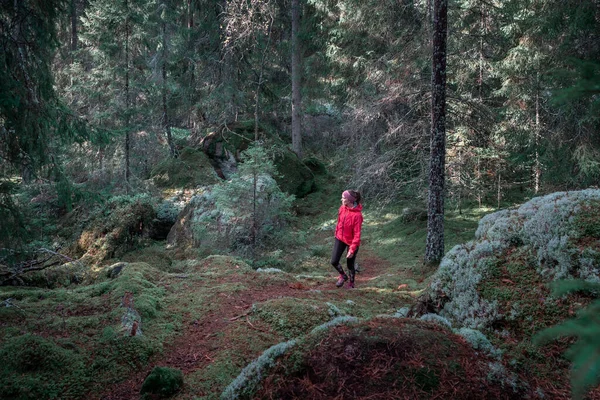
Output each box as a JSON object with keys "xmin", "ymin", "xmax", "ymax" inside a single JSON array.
[{"xmin": 96, "ymin": 246, "xmax": 396, "ymax": 400}]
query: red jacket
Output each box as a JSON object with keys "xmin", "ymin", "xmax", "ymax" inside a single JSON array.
[{"xmin": 335, "ymin": 203, "xmax": 363, "ymax": 254}]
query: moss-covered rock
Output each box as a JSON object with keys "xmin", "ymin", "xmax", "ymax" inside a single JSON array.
[
  {"xmin": 248, "ymin": 318, "xmax": 512, "ymax": 400},
  {"xmin": 198, "ymin": 122, "xmax": 316, "ymax": 198},
  {"xmin": 151, "ymin": 147, "xmax": 220, "ymax": 189},
  {"xmin": 166, "ymin": 188, "xmax": 216, "ymax": 250},
  {"xmin": 426, "ymin": 189, "xmax": 600, "ymax": 332},
  {"xmin": 140, "ymin": 366, "xmax": 184, "ymax": 397},
  {"xmin": 76, "ymin": 195, "xmax": 160, "ymax": 265}
]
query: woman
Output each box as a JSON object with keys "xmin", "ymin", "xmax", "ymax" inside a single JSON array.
[{"xmin": 331, "ymin": 190, "xmax": 363, "ymax": 288}]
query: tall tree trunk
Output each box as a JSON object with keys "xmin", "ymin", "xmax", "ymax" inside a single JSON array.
[
  {"xmin": 70, "ymin": 0, "xmax": 78, "ymax": 52},
  {"xmin": 291, "ymin": 0, "xmax": 303, "ymax": 158},
  {"xmin": 218, "ymin": 0, "xmax": 237, "ymax": 122},
  {"xmin": 254, "ymin": 16, "xmax": 273, "ymax": 141},
  {"xmin": 186, "ymin": 0, "xmax": 195, "ymax": 128},
  {"xmin": 425, "ymin": 0, "xmax": 448, "ymax": 265},
  {"xmin": 124, "ymin": 0, "xmax": 131, "ymax": 187},
  {"xmin": 162, "ymin": 5, "xmax": 176, "ymax": 157},
  {"xmin": 534, "ymin": 86, "xmax": 540, "ymax": 194}
]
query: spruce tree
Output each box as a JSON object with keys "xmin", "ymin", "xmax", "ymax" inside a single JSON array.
[{"xmin": 78, "ymin": 0, "xmax": 149, "ymax": 185}]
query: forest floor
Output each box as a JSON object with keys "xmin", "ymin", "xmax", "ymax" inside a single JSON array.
[
  {"xmin": 95, "ymin": 235, "xmax": 413, "ymax": 399},
  {"xmin": 3, "ymin": 184, "xmax": 542, "ymax": 400},
  {"xmin": 86, "ymin": 184, "xmax": 488, "ymax": 399}
]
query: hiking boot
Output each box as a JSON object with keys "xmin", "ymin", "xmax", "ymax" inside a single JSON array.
[
  {"xmin": 336, "ymin": 274, "xmax": 348, "ymax": 288},
  {"xmin": 347, "ymin": 281, "xmax": 355, "ymax": 289}
]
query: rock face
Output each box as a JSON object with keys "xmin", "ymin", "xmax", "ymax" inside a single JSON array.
[
  {"xmin": 150, "ymin": 147, "xmax": 219, "ymax": 189},
  {"xmin": 166, "ymin": 189, "xmax": 216, "ymax": 250},
  {"xmin": 426, "ymin": 189, "xmax": 600, "ymax": 332},
  {"xmin": 196, "ymin": 121, "xmax": 317, "ymax": 198}
]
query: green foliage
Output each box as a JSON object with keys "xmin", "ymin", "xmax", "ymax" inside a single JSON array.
[
  {"xmin": 534, "ymin": 280, "xmax": 600, "ymax": 400},
  {"xmin": 0, "ymin": 0, "xmax": 88, "ymax": 173},
  {"xmin": 211, "ymin": 145, "xmax": 294, "ymax": 252},
  {"xmin": 140, "ymin": 366, "xmax": 184, "ymax": 397}
]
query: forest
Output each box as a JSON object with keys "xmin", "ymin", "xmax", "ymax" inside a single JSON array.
[{"xmin": 1, "ymin": 0, "xmax": 600, "ymax": 399}]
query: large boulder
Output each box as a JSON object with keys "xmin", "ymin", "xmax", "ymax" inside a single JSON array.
[
  {"xmin": 229, "ymin": 318, "xmax": 513, "ymax": 400},
  {"xmin": 425, "ymin": 189, "xmax": 600, "ymax": 332},
  {"xmin": 413, "ymin": 189, "xmax": 600, "ymax": 399},
  {"xmin": 150, "ymin": 147, "xmax": 219, "ymax": 189},
  {"xmin": 166, "ymin": 188, "xmax": 216, "ymax": 250},
  {"xmin": 196, "ymin": 121, "xmax": 316, "ymax": 198}
]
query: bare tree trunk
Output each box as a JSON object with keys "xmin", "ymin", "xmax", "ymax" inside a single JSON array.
[
  {"xmin": 186, "ymin": 0, "xmax": 195, "ymax": 128},
  {"xmin": 425, "ymin": 0, "xmax": 448, "ymax": 265},
  {"xmin": 71, "ymin": 0, "xmax": 78, "ymax": 52},
  {"xmin": 534, "ymin": 74, "xmax": 541, "ymax": 194},
  {"xmin": 162, "ymin": 4, "xmax": 176, "ymax": 157},
  {"xmin": 291, "ymin": 0, "xmax": 303, "ymax": 158},
  {"xmin": 254, "ymin": 16, "xmax": 273, "ymax": 141},
  {"xmin": 497, "ymin": 171, "xmax": 501, "ymax": 209},
  {"xmin": 125, "ymin": 0, "xmax": 131, "ymax": 187}
]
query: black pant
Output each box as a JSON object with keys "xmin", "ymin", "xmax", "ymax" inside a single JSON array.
[{"xmin": 331, "ymin": 238, "xmax": 359, "ymax": 281}]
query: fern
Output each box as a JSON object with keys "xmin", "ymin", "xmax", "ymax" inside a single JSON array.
[{"xmin": 534, "ymin": 280, "xmax": 600, "ymax": 400}]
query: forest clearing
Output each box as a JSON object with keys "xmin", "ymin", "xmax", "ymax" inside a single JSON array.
[{"xmin": 2, "ymin": 0, "xmax": 600, "ymax": 399}]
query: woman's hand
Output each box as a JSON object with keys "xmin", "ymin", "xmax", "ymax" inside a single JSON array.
[{"xmin": 347, "ymin": 251, "xmax": 354, "ymax": 259}]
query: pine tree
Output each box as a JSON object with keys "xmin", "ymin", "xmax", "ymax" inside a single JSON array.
[{"xmin": 78, "ymin": 0, "xmax": 149, "ymax": 185}]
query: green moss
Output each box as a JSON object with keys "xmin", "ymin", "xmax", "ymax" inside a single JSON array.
[
  {"xmin": 97, "ymin": 335, "xmax": 162, "ymax": 369},
  {"xmin": 140, "ymin": 366, "xmax": 184, "ymax": 397},
  {"xmin": 151, "ymin": 147, "xmax": 219, "ymax": 188},
  {"xmin": 189, "ymin": 354, "xmax": 240, "ymax": 396},
  {"xmin": 0, "ymin": 334, "xmax": 90, "ymax": 400},
  {"xmin": 251, "ymin": 298, "xmax": 331, "ymax": 339}
]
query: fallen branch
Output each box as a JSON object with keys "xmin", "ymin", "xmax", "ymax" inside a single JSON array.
[
  {"xmin": 0, "ymin": 247, "xmax": 85, "ymax": 286},
  {"xmin": 229, "ymin": 309, "xmax": 253, "ymax": 321}
]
